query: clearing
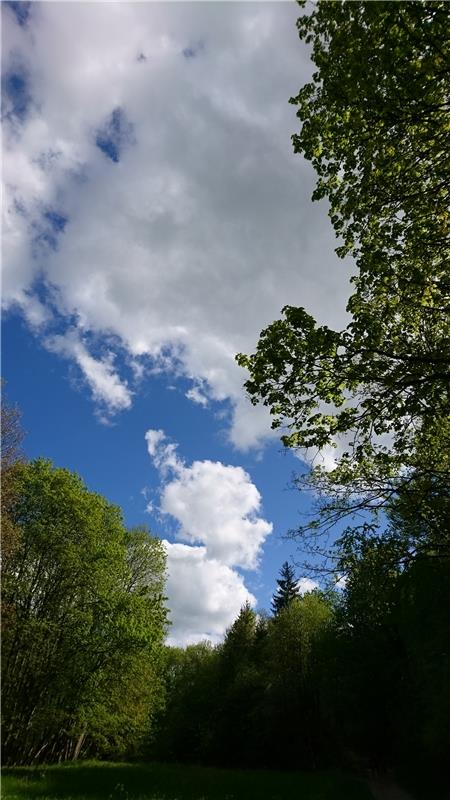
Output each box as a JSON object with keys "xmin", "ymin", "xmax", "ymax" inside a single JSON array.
[{"xmin": 2, "ymin": 761, "xmax": 372, "ymax": 800}]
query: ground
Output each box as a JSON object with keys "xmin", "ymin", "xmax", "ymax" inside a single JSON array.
[{"xmin": 2, "ymin": 761, "xmax": 373, "ymax": 800}]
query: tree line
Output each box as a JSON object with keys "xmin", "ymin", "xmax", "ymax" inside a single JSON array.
[
  {"xmin": 2, "ymin": 403, "xmax": 448, "ymax": 777},
  {"xmin": 152, "ymin": 552, "xmax": 449, "ymax": 777}
]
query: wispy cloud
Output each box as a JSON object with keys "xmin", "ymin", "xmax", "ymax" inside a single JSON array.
[{"xmin": 46, "ymin": 331, "xmax": 132, "ymax": 413}]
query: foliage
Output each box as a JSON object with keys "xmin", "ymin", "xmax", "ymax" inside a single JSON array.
[
  {"xmin": 237, "ymin": 1, "xmax": 450, "ymax": 540},
  {"xmin": 264, "ymin": 593, "xmax": 334, "ymax": 768},
  {"xmin": 271, "ymin": 560, "xmax": 299, "ymax": 615},
  {"xmin": 153, "ymin": 642, "xmax": 220, "ymax": 764},
  {"xmin": 1, "ymin": 460, "xmax": 168, "ymax": 765},
  {"xmin": 156, "ymin": 596, "xmax": 335, "ymax": 770},
  {"xmin": 215, "ymin": 604, "xmax": 268, "ymax": 767},
  {"xmin": 2, "ymin": 3, "xmax": 450, "ymax": 783},
  {"xmin": 236, "ymin": 41, "xmax": 450, "ymax": 774},
  {"xmin": 154, "ymin": 536, "xmax": 450, "ymax": 776},
  {"xmin": 1, "ymin": 388, "xmax": 25, "ymax": 578},
  {"xmin": 1, "ymin": 386, "xmax": 24, "ymax": 471}
]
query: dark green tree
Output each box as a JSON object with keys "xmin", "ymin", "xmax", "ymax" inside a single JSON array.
[
  {"xmin": 215, "ymin": 603, "xmax": 265, "ymax": 766},
  {"xmin": 271, "ymin": 561, "xmax": 299, "ymax": 615},
  {"xmin": 153, "ymin": 643, "xmax": 220, "ymax": 764},
  {"xmin": 265, "ymin": 593, "xmax": 334, "ymax": 768},
  {"xmin": 236, "ymin": 9, "xmax": 450, "ymax": 777}
]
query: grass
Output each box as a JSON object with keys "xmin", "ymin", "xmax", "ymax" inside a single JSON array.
[{"xmin": 1, "ymin": 760, "xmax": 373, "ymax": 800}]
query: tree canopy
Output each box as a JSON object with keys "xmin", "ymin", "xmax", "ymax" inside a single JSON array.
[
  {"xmin": 237, "ymin": 0, "xmax": 450, "ymax": 549},
  {"xmin": 1, "ymin": 459, "xmax": 168, "ymax": 764}
]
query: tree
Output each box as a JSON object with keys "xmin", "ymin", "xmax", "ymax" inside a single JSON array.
[
  {"xmin": 216, "ymin": 603, "xmax": 263, "ymax": 765},
  {"xmin": 153, "ymin": 642, "xmax": 220, "ymax": 764},
  {"xmin": 221, "ymin": 602, "xmax": 257, "ymax": 667},
  {"xmin": 236, "ymin": 1, "xmax": 450, "ymax": 551},
  {"xmin": 325, "ymin": 517, "xmax": 450, "ymax": 773},
  {"xmin": 76, "ymin": 526, "xmax": 168, "ymax": 760},
  {"xmin": 1, "ymin": 386, "xmax": 25, "ymax": 575},
  {"xmin": 271, "ymin": 561, "xmax": 299, "ymax": 615},
  {"xmin": 1, "ymin": 386, "xmax": 24, "ymax": 471},
  {"xmin": 1, "ymin": 459, "xmax": 168, "ymax": 764},
  {"xmin": 265, "ymin": 594, "xmax": 334, "ymax": 768}
]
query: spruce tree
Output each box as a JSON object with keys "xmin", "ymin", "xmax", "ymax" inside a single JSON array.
[{"xmin": 271, "ymin": 561, "xmax": 299, "ymax": 615}]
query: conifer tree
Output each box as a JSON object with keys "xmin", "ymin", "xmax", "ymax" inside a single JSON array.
[{"xmin": 271, "ymin": 561, "xmax": 299, "ymax": 616}]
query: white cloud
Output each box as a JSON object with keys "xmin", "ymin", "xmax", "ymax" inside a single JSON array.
[
  {"xmin": 186, "ymin": 385, "xmax": 208, "ymax": 407},
  {"xmin": 145, "ymin": 428, "xmax": 183, "ymax": 475},
  {"xmin": 146, "ymin": 428, "xmax": 272, "ymax": 569},
  {"xmin": 46, "ymin": 332, "xmax": 132, "ymax": 412},
  {"xmin": 297, "ymin": 577, "xmax": 319, "ymax": 595},
  {"xmin": 2, "ymin": 2, "xmax": 352, "ymax": 449},
  {"xmin": 146, "ymin": 428, "xmax": 270, "ymax": 643},
  {"xmin": 164, "ymin": 541, "xmax": 256, "ymax": 648},
  {"xmin": 162, "ymin": 459, "xmax": 272, "ymax": 569},
  {"xmin": 229, "ymin": 397, "xmax": 277, "ymax": 452}
]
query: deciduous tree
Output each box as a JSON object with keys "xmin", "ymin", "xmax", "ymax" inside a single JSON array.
[
  {"xmin": 237, "ymin": 1, "xmax": 450, "ymax": 550},
  {"xmin": 1, "ymin": 460, "xmax": 168, "ymax": 764}
]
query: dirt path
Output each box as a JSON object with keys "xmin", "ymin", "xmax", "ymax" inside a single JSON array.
[{"xmin": 369, "ymin": 776, "xmax": 415, "ymax": 800}]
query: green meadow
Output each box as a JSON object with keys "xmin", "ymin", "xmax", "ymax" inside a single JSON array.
[{"xmin": 2, "ymin": 762, "xmax": 372, "ymax": 800}]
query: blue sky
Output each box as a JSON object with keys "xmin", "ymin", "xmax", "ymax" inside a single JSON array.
[{"xmin": 2, "ymin": 2, "xmax": 352, "ymax": 644}]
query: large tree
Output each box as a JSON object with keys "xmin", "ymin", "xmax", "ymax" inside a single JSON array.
[
  {"xmin": 237, "ymin": 1, "xmax": 450, "ymax": 551},
  {"xmin": 1, "ymin": 459, "xmax": 168, "ymax": 764}
]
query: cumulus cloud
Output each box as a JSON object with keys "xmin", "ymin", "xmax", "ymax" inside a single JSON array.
[
  {"xmin": 146, "ymin": 428, "xmax": 272, "ymax": 569},
  {"xmin": 2, "ymin": 2, "xmax": 352, "ymax": 448},
  {"xmin": 297, "ymin": 577, "xmax": 319, "ymax": 595},
  {"xmin": 146, "ymin": 428, "xmax": 270, "ymax": 643},
  {"xmin": 164, "ymin": 542, "xmax": 256, "ymax": 647},
  {"xmin": 162, "ymin": 459, "xmax": 272, "ymax": 569}
]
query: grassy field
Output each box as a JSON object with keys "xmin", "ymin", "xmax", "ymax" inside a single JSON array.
[{"xmin": 2, "ymin": 761, "xmax": 373, "ymax": 800}]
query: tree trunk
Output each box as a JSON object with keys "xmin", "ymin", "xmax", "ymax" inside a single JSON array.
[{"xmin": 73, "ymin": 731, "xmax": 86, "ymax": 761}]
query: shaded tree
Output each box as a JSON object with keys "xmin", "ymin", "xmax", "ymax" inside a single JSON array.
[
  {"xmin": 153, "ymin": 642, "xmax": 220, "ymax": 764},
  {"xmin": 265, "ymin": 593, "xmax": 334, "ymax": 768},
  {"xmin": 271, "ymin": 561, "xmax": 299, "ymax": 615}
]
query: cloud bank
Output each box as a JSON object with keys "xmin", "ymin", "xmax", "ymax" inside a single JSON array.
[{"xmin": 2, "ymin": 1, "xmax": 351, "ymax": 448}]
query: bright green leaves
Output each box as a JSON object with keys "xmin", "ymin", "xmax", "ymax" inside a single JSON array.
[
  {"xmin": 291, "ymin": 0, "xmax": 450, "ymax": 296},
  {"xmin": 237, "ymin": 1, "xmax": 450, "ymax": 554},
  {"xmin": 238, "ymin": 0, "xmax": 450, "ymax": 494},
  {"xmin": 1, "ymin": 459, "xmax": 168, "ymax": 765}
]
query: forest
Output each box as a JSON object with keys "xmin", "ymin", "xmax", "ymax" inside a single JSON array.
[{"xmin": 2, "ymin": 2, "xmax": 450, "ymax": 798}]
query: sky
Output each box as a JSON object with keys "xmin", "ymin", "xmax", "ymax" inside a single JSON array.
[{"xmin": 2, "ymin": 1, "xmax": 353, "ymax": 646}]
